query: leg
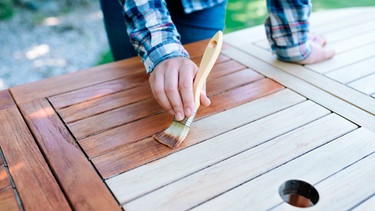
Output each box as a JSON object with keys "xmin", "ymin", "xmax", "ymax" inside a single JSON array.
[
  {"xmin": 99, "ymin": 0, "xmax": 137, "ymax": 61},
  {"xmin": 167, "ymin": 0, "xmax": 227, "ymax": 44}
]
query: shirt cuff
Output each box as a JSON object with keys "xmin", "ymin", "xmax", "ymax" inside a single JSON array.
[
  {"xmin": 274, "ymin": 40, "xmax": 312, "ymax": 62},
  {"xmin": 143, "ymin": 42, "xmax": 190, "ymax": 73}
]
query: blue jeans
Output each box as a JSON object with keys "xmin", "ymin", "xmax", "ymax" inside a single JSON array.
[{"xmin": 99, "ymin": 0, "xmax": 227, "ymax": 61}]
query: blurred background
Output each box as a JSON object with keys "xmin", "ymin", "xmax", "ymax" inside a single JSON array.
[{"xmin": 1, "ymin": 0, "xmax": 374, "ymax": 90}]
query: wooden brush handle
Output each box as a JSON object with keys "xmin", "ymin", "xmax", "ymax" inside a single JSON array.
[{"xmin": 193, "ymin": 31, "xmax": 223, "ymax": 109}]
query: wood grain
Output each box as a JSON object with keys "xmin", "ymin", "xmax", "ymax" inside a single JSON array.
[
  {"xmin": 0, "ymin": 165, "xmax": 11, "ymax": 192},
  {"xmin": 68, "ymin": 97, "xmax": 164, "ymax": 140},
  {"xmin": 19, "ymin": 99, "xmax": 120, "ymax": 211},
  {"xmin": 0, "ymin": 189, "xmax": 20, "ymax": 211},
  {"xmin": 93, "ymin": 79, "xmax": 284, "ymax": 179},
  {"xmin": 107, "ymin": 99, "xmax": 329, "ymax": 204},
  {"xmin": 49, "ymin": 73, "xmax": 149, "ymax": 109},
  {"xmin": 57, "ymin": 84, "xmax": 152, "ymax": 123},
  {"xmin": 10, "ymin": 56, "xmax": 145, "ymax": 104},
  {"xmin": 195, "ymin": 127, "xmax": 375, "ymax": 210},
  {"xmin": 0, "ymin": 90, "xmax": 14, "ymax": 110},
  {"xmin": 124, "ymin": 114, "xmax": 356, "ymax": 210},
  {"xmin": 0, "ymin": 106, "xmax": 71, "ymax": 211}
]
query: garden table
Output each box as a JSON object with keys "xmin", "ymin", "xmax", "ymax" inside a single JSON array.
[{"xmin": 1, "ymin": 7, "xmax": 375, "ymax": 210}]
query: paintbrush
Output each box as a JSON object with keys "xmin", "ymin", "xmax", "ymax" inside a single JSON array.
[{"xmin": 154, "ymin": 31, "xmax": 223, "ymax": 148}]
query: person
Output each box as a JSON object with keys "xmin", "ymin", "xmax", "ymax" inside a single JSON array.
[{"xmin": 100, "ymin": 0, "xmax": 334, "ymax": 121}]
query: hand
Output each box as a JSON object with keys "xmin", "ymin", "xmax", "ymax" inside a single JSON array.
[
  {"xmin": 149, "ymin": 57, "xmax": 211, "ymax": 121},
  {"xmin": 299, "ymin": 33, "xmax": 335, "ymax": 64}
]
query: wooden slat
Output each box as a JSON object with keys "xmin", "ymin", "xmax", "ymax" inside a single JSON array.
[
  {"xmin": 57, "ymin": 84, "xmax": 152, "ymax": 123},
  {"xmin": 123, "ymin": 114, "xmax": 356, "ymax": 210},
  {"xmin": 194, "ymin": 127, "xmax": 375, "ymax": 210},
  {"xmin": 0, "ymin": 189, "xmax": 20, "ymax": 211},
  {"xmin": 0, "ymin": 90, "xmax": 14, "ymax": 110},
  {"xmin": 49, "ymin": 73, "xmax": 149, "ymax": 109},
  {"xmin": 107, "ymin": 99, "xmax": 329, "ymax": 204},
  {"xmin": 0, "ymin": 106, "xmax": 71, "ymax": 211},
  {"xmin": 92, "ymin": 78, "xmax": 284, "ymax": 178},
  {"xmin": 208, "ymin": 59, "xmax": 247, "ymax": 79},
  {"xmin": 10, "ymin": 56, "xmax": 145, "ymax": 104},
  {"xmin": 296, "ymin": 153, "xmax": 375, "ymax": 210},
  {"xmin": 221, "ymin": 46, "xmax": 375, "ymax": 132},
  {"xmin": 0, "ymin": 165, "xmax": 11, "ymax": 192},
  {"xmin": 19, "ymin": 99, "xmax": 120, "ymax": 211},
  {"xmin": 79, "ymin": 68, "xmax": 264, "ymax": 158},
  {"xmin": 325, "ymin": 57, "xmax": 375, "ymax": 84},
  {"xmin": 353, "ymin": 196, "xmax": 375, "ymax": 211},
  {"xmin": 68, "ymin": 97, "xmax": 163, "ymax": 140},
  {"xmin": 306, "ymin": 43, "xmax": 375, "ymax": 74},
  {"xmin": 348, "ymin": 73, "xmax": 375, "ymax": 95}
]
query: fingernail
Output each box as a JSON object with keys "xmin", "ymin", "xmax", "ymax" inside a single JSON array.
[
  {"xmin": 185, "ymin": 108, "xmax": 192, "ymax": 117},
  {"xmin": 176, "ymin": 112, "xmax": 184, "ymax": 121}
]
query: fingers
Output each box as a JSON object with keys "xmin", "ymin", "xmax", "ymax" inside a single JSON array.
[{"xmin": 149, "ymin": 57, "xmax": 198, "ymax": 121}]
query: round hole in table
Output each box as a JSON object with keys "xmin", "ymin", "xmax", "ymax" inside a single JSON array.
[{"xmin": 279, "ymin": 179, "xmax": 319, "ymax": 208}]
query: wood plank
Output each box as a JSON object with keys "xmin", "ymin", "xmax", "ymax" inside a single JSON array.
[
  {"xmin": 19, "ymin": 99, "xmax": 120, "ymax": 211},
  {"xmin": 352, "ymin": 195, "xmax": 375, "ymax": 211},
  {"xmin": 123, "ymin": 114, "xmax": 356, "ymax": 210},
  {"xmin": 107, "ymin": 99, "xmax": 329, "ymax": 204},
  {"xmin": 194, "ymin": 127, "xmax": 375, "ymax": 210},
  {"xmin": 10, "ymin": 56, "xmax": 145, "ymax": 104},
  {"xmin": 57, "ymin": 84, "xmax": 152, "ymax": 123},
  {"xmin": 275, "ymin": 153, "xmax": 375, "ymax": 210},
  {"xmin": 49, "ymin": 73, "xmax": 149, "ymax": 109},
  {"xmin": 0, "ymin": 165, "xmax": 11, "ymax": 192},
  {"xmin": 78, "ymin": 68, "xmax": 264, "ymax": 158},
  {"xmin": 306, "ymin": 43, "xmax": 375, "ymax": 74},
  {"xmin": 0, "ymin": 106, "xmax": 71, "ymax": 211},
  {"xmin": 68, "ymin": 97, "xmax": 163, "ymax": 140},
  {"xmin": 208, "ymin": 59, "xmax": 247, "ymax": 79},
  {"xmin": 348, "ymin": 73, "xmax": 375, "ymax": 95},
  {"xmin": 0, "ymin": 90, "xmax": 14, "ymax": 110},
  {"xmin": 222, "ymin": 46, "xmax": 375, "ymax": 132},
  {"xmin": 0, "ymin": 188, "xmax": 20, "ymax": 211},
  {"xmin": 92, "ymin": 78, "xmax": 284, "ymax": 178},
  {"xmin": 325, "ymin": 57, "xmax": 375, "ymax": 84}
]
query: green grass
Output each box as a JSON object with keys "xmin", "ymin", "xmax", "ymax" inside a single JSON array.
[{"xmin": 98, "ymin": 1, "xmax": 375, "ymax": 64}]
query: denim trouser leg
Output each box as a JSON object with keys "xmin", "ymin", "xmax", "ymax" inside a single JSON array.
[{"xmin": 100, "ymin": 0, "xmax": 227, "ymax": 61}]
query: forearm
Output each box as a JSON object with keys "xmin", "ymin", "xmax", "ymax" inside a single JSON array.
[
  {"xmin": 265, "ymin": 0, "xmax": 312, "ymax": 62},
  {"xmin": 122, "ymin": 0, "xmax": 189, "ymax": 73}
]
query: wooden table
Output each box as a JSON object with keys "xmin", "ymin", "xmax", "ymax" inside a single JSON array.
[{"xmin": 1, "ymin": 7, "xmax": 375, "ymax": 210}]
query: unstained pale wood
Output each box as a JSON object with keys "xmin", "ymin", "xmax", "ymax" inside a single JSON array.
[
  {"xmin": 194, "ymin": 127, "xmax": 375, "ymax": 210},
  {"xmin": 124, "ymin": 114, "xmax": 356, "ymax": 210}
]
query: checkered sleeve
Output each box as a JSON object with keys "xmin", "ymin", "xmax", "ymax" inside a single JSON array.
[
  {"xmin": 123, "ymin": 0, "xmax": 189, "ymax": 73},
  {"xmin": 265, "ymin": 0, "xmax": 312, "ymax": 62}
]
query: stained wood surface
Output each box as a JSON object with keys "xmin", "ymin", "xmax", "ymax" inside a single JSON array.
[
  {"xmin": 2, "ymin": 7, "xmax": 375, "ymax": 210},
  {"xmin": 0, "ymin": 105, "xmax": 70, "ymax": 210},
  {"xmin": 19, "ymin": 99, "xmax": 120, "ymax": 211}
]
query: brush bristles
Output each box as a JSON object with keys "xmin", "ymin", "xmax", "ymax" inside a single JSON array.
[{"xmin": 154, "ymin": 114, "xmax": 195, "ymax": 148}]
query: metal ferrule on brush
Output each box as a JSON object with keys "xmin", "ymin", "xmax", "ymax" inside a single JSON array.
[{"xmin": 177, "ymin": 112, "xmax": 196, "ymax": 127}]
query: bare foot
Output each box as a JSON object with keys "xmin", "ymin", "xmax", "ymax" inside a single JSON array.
[{"xmin": 299, "ymin": 34, "xmax": 335, "ymax": 64}]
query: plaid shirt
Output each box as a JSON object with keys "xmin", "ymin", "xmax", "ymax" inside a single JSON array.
[
  {"xmin": 265, "ymin": 0, "xmax": 312, "ymax": 62},
  {"xmin": 122, "ymin": 0, "xmax": 311, "ymax": 73}
]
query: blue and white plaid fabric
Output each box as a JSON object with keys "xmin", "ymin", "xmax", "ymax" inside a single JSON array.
[
  {"xmin": 265, "ymin": 0, "xmax": 312, "ymax": 62},
  {"xmin": 122, "ymin": 0, "xmax": 311, "ymax": 73}
]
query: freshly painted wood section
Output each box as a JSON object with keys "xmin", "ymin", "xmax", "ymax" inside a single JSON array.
[
  {"xmin": 19, "ymin": 99, "xmax": 121, "ymax": 211},
  {"xmin": 0, "ymin": 106, "xmax": 71, "ymax": 211},
  {"xmin": 0, "ymin": 189, "xmax": 20, "ymax": 211}
]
